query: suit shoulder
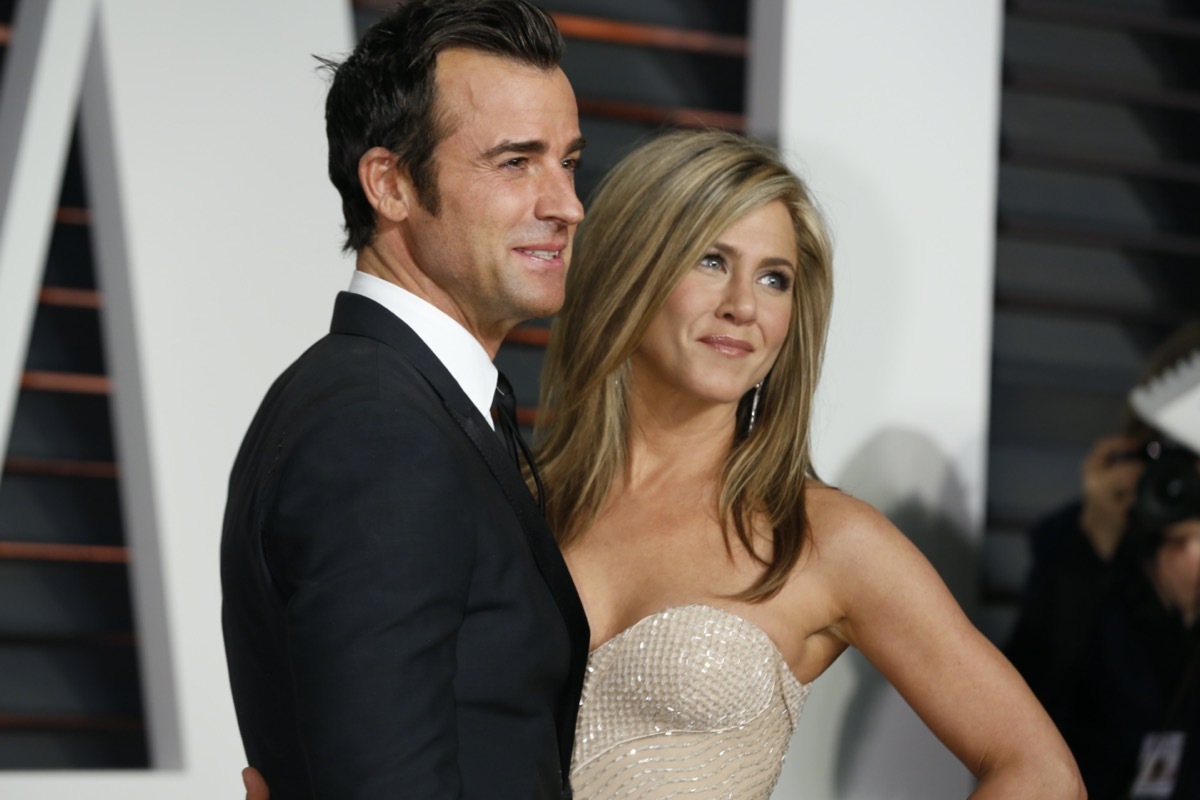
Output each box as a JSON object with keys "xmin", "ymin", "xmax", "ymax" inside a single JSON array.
[
  {"xmin": 229, "ymin": 334, "xmax": 469, "ymax": 500},
  {"xmin": 263, "ymin": 333, "xmax": 445, "ymax": 419}
]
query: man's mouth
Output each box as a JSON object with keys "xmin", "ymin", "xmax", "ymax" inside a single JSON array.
[{"xmin": 515, "ymin": 248, "xmax": 562, "ymax": 260}]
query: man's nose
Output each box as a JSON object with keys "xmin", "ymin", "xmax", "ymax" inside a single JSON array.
[{"xmin": 536, "ymin": 167, "xmax": 584, "ymax": 226}]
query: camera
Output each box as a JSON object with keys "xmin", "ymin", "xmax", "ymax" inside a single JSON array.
[{"xmin": 1130, "ymin": 439, "xmax": 1200, "ymax": 533}]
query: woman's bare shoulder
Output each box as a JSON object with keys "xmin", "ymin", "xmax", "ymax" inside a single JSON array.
[
  {"xmin": 804, "ymin": 483, "xmax": 895, "ymax": 545},
  {"xmin": 800, "ymin": 482, "xmax": 924, "ymax": 586}
]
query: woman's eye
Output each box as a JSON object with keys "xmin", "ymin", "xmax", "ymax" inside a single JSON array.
[
  {"xmin": 699, "ymin": 253, "xmax": 724, "ymax": 271},
  {"xmin": 759, "ymin": 271, "xmax": 792, "ymax": 291}
]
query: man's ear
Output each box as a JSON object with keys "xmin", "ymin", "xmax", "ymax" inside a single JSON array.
[{"xmin": 358, "ymin": 146, "xmax": 413, "ymax": 223}]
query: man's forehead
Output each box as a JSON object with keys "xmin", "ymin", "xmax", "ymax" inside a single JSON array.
[
  {"xmin": 432, "ymin": 49, "xmax": 580, "ymax": 154},
  {"xmin": 433, "ymin": 47, "xmax": 568, "ymax": 101}
]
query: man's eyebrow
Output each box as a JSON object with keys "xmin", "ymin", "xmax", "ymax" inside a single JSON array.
[
  {"xmin": 481, "ymin": 136, "xmax": 587, "ymax": 161},
  {"xmin": 481, "ymin": 139, "xmax": 547, "ymax": 160}
]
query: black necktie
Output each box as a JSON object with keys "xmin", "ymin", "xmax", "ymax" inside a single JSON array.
[{"xmin": 493, "ymin": 372, "xmax": 545, "ymax": 512}]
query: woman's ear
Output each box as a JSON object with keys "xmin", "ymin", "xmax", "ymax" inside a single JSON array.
[{"xmin": 358, "ymin": 146, "xmax": 412, "ymax": 223}]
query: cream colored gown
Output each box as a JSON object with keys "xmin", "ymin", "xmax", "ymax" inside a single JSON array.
[{"xmin": 570, "ymin": 604, "xmax": 811, "ymax": 799}]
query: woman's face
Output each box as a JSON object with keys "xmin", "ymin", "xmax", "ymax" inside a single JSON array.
[{"xmin": 630, "ymin": 200, "xmax": 797, "ymax": 409}]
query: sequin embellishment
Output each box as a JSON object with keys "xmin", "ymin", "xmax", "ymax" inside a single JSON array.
[{"xmin": 571, "ymin": 604, "xmax": 811, "ymax": 799}]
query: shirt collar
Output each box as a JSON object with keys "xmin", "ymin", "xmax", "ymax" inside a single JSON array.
[{"xmin": 347, "ymin": 270, "xmax": 497, "ymax": 429}]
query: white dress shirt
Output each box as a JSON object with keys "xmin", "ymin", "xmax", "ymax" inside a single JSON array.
[{"xmin": 347, "ymin": 270, "xmax": 497, "ymax": 429}]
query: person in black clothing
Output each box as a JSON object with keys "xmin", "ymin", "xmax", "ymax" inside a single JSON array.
[
  {"xmin": 221, "ymin": 2, "xmax": 589, "ymax": 798},
  {"xmin": 1007, "ymin": 321, "xmax": 1200, "ymax": 800}
]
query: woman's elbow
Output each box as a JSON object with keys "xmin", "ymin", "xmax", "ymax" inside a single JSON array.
[
  {"xmin": 1003, "ymin": 750, "xmax": 1086, "ymax": 799},
  {"xmin": 1045, "ymin": 754, "xmax": 1086, "ymax": 800}
]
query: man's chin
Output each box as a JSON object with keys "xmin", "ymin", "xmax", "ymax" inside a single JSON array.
[{"xmin": 517, "ymin": 288, "xmax": 566, "ymax": 321}]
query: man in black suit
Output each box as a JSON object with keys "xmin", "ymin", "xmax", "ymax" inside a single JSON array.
[{"xmin": 220, "ymin": 2, "xmax": 589, "ymax": 798}]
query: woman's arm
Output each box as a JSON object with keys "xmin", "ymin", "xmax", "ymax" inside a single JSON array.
[{"xmin": 816, "ymin": 493, "xmax": 1084, "ymax": 798}]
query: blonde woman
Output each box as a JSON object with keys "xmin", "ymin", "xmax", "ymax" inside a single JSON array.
[
  {"xmin": 541, "ymin": 129, "xmax": 1082, "ymax": 799},
  {"xmin": 242, "ymin": 130, "xmax": 1083, "ymax": 799}
]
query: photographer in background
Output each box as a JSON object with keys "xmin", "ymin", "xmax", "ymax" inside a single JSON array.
[{"xmin": 1007, "ymin": 320, "xmax": 1200, "ymax": 800}]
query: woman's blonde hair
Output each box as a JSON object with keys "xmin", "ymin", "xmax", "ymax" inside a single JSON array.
[{"xmin": 536, "ymin": 129, "xmax": 834, "ymax": 601}]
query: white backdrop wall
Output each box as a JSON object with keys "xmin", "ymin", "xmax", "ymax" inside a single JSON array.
[
  {"xmin": 748, "ymin": 1, "xmax": 1005, "ymax": 798},
  {"xmin": 0, "ymin": 0, "xmax": 353, "ymax": 796}
]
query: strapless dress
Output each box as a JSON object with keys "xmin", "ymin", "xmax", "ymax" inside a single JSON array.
[{"xmin": 570, "ymin": 604, "xmax": 812, "ymax": 799}]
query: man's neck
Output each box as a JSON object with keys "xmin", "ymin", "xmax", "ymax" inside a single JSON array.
[{"xmin": 355, "ymin": 243, "xmax": 510, "ymax": 358}]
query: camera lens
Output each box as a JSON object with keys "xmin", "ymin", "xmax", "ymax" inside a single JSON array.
[{"xmin": 1133, "ymin": 445, "xmax": 1200, "ymax": 530}]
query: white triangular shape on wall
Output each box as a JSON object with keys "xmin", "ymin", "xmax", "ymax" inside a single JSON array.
[{"xmin": 0, "ymin": 0, "xmax": 181, "ymax": 768}]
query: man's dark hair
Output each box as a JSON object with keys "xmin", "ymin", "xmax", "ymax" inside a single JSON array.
[{"xmin": 322, "ymin": 0, "xmax": 564, "ymax": 252}]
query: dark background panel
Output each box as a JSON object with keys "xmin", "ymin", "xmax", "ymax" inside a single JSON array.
[
  {"xmin": 43, "ymin": 224, "xmax": 98, "ymax": 290},
  {"xmin": 543, "ymin": 0, "xmax": 747, "ymax": 34},
  {"xmin": 0, "ymin": 562, "xmax": 137, "ymax": 637},
  {"xmin": 983, "ymin": 1, "xmax": 1200, "ymax": 640},
  {"xmin": 0, "ymin": 730, "xmax": 148, "ymax": 770},
  {"xmin": 20, "ymin": 305, "xmax": 107, "ymax": 375},
  {"xmin": 0, "ymin": 474, "xmax": 124, "ymax": 546},
  {"xmin": 5, "ymin": 391, "xmax": 117, "ymax": 463},
  {"xmin": 561, "ymin": 41, "xmax": 744, "ymax": 114}
]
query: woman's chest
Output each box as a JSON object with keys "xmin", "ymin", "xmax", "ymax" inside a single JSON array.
[{"xmin": 567, "ymin": 534, "xmax": 842, "ymax": 682}]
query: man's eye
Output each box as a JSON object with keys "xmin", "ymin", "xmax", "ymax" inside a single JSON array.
[
  {"xmin": 562, "ymin": 157, "xmax": 581, "ymax": 172},
  {"xmin": 502, "ymin": 157, "xmax": 527, "ymax": 168}
]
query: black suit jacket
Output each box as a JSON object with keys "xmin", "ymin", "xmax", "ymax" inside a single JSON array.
[{"xmin": 221, "ymin": 292, "xmax": 589, "ymax": 799}]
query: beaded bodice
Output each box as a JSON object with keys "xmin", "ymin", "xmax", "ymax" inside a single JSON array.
[{"xmin": 570, "ymin": 604, "xmax": 811, "ymax": 800}]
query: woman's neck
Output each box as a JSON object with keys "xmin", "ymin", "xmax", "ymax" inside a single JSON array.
[{"xmin": 622, "ymin": 387, "xmax": 736, "ymax": 492}]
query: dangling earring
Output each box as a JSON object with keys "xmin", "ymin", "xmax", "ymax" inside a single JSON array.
[{"xmin": 748, "ymin": 380, "xmax": 763, "ymax": 432}]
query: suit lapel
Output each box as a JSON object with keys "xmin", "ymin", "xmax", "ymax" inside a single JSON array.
[
  {"xmin": 330, "ymin": 292, "xmax": 589, "ymax": 778},
  {"xmin": 449, "ymin": 405, "xmax": 588, "ymax": 778}
]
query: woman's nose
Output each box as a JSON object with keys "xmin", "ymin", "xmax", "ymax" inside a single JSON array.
[{"xmin": 717, "ymin": 277, "xmax": 756, "ymax": 324}]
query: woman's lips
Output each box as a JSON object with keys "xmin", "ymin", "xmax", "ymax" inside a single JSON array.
[{"xmin": 699, "ymin": 335, "xmax": 753, "ymax": 356}]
